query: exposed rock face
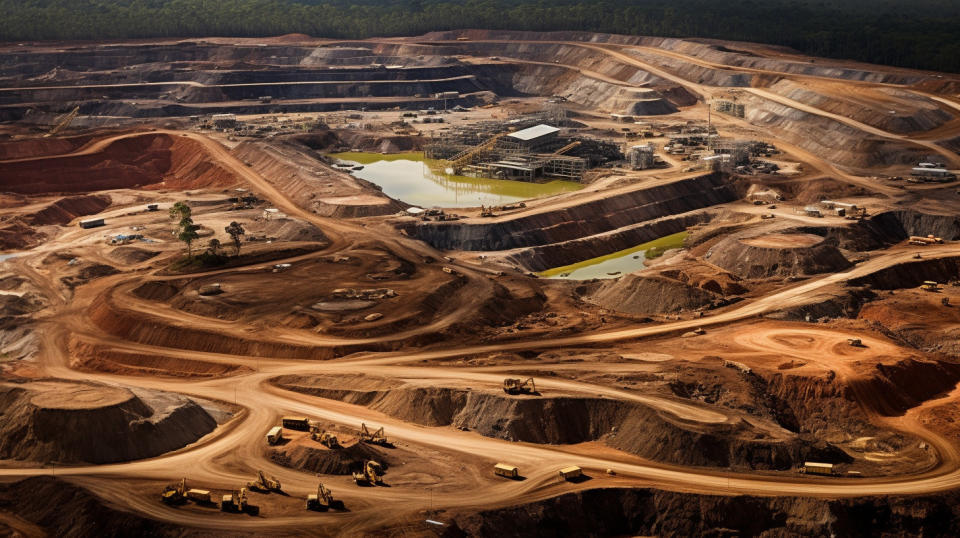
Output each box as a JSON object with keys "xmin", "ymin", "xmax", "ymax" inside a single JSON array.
[
  {"xmin": 444, "ymin": 487, "xmax": 960, "ymax": 538},
  {"xmin": 402, "ymin": 173, "xmax": 736, "ymax": 251}
]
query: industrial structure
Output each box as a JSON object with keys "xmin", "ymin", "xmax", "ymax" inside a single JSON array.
[{"xmin": 424, "ymin": 113, "xmax": 621, "ymax": 181}]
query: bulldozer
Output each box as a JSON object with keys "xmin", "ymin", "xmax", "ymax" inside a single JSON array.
[
  {"xmin": 503, "ymin": 377, "xmax": 537, "ymax": 395},
  {"xmin": 221, "ymin": 487, "xmax": 248, "ymax": 512},
  {"xmin": 247, "ymin": 470, "xmax": 282, "ymax": 492},
  {"xmin": 359, "ymin": 423, "xmax": 388, "ymax": 446},
  {"xmin": 160, "ymin": 478, "xmax": 187, "ymax": 504},
  {"xmin": 352, "ymin": 460, "xmax": 384, "ymax": 486},
  {"xmin": 305, "ymin": 482, "xmax": 334, "ymax": 510}
]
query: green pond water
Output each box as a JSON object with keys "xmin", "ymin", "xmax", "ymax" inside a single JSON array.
[
  {"xmin": 329, "ymin": 152, "xmax": 582, "ymax": 208},
  {"xmin": 538, "ymin": 231, "xmax": 689, "ymax": 280}
]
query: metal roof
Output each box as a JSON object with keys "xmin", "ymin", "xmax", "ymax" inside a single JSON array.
[{"xmin": 507, "ymin": 124, "xmax": 560, "ymax": 141}]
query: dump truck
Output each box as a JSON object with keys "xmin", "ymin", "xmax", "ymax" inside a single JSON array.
[
  {"xmin": 494, "ymin": 463, "xmax": 519, "ymax": 479},
  {"xmin": 247, "ymin": 470, "xmax": 282, "ymax": 492},
  {"xmin": 359, "ymin": 423, "xmax": 388, "ymax": 446},
  {"xmin": 847, "ymin": 338, "xmax": 863, "ymax": 347},
  {"xmin": 921, "ymin": 281, "xmax": 941, "ymax": 292},
  {"xmin": 282, "ymin": 416, "xmax": 311, "ymax": 431},
  {"xmin": 266, "ymin": 426, "xmax": 283, "ymax": 445},
  {"xmin": 908, "ymin": 235, "xmax": 944, "ymax": 245},
  {"xmin": 186, "ymin": 489, "xmax": 212, "ymax": 503},
  {"xmin": 558, "ymin": 466, "xmax": 583, "ymax": 480},
  {"xmin": 161, "ymin": 478, "xmax": 187, "ymax": 504},
  {"xmin": 306, "ymin": 483, "xmax": 334, "ymax": 510},
  {"xmin": 801, "ymin": 462, "xmax": 834, "ymax": 475},
  {"xmin": 221, "ymin": 487, "xmax": 249, "ymax": 512},
  {"xmin": 503, "ymin": 377, "xmax": 536, "ymax": 395},
  {"xmin": 353, "ymin": 460, "xmax": 384, "ymax": 486}
]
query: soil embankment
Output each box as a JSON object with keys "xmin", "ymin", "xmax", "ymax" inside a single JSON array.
[
  {"xmin": 0, "ymin": 380, "xmax": 219, "ymax": 464},
  {"xmin": 272, "ymin": 377, "xmax": 844, "ymax": 471}
]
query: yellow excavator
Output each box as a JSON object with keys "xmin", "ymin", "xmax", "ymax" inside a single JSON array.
[
  {"xmin": 503, "ymin": 377, "xmax": 537, "ymax": 395},
  {"xmin": 247, "ymin": 470, "xmax": 282, "ymax": 492},
  {"xmin": 352, "ymin": 460, "xmax": 384, "ymax": 486},
  {"xmin": 160, "ymin": 478, "xmax": 187, "ymax": 504},
  {"xmin": 359, "ymin": 423, "xmax": 388, "ymax": 446},
  {"xmin": 305, "ymin": 483, "xmax": 334, "ymax": 510},
  {"xmin": 221, "ymin": 487, "xmax": 249, "ymax": 512}
]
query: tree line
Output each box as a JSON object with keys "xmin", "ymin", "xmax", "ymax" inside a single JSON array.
[{"xmin": 1, "ymin": 0, "xmax": 958, "ymax": 73}]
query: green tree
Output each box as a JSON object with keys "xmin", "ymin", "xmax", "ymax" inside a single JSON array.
[
  {"xmin": 225, "ymin": 221, "xmax": 246, "ymax": 256},
  {"xmin": 169, "ymin": 201, "xmax": 200, "ymax": 257},
  {"xmin": 208, "ymin": 238, "xmax": 222, "ymax": 255}
]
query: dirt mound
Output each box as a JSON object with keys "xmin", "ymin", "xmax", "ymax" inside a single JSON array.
[
  {"xmin": 26, "ymin": 194, "xmax": 111, "ymax": 226},
  {"xmin": 108, "ymin": 245, "xmax": 159, "ymax": 264},
  {"xmin": 131, "ymin": 281, "xmax": 180, "ymax": 301},
  {"xmin": 588, "ymin": 274, "xmax": 720, "ymax": 315},
  {"xmin": 274, "ymin": 379, "xmax": 844, "ymax": 470},
  {"xmin": 271, "ymin": 442, "xmax": 391, "ymax": 475},
  {"xmin": 0, "ymin": 380, "xmax": 218, "ymax": 464},
  {"xmin": 445, "ymin": 486, "xmax": 960, "ymax": 538},
  {"xmin": 0, "ymin": 134, "xmax": 96, "ymax": 161},
  {"xmin": 704, "ymin": 232, "xmax": 851, "ymax": 279},
  {"xmin": 0, "ymin": 133, "xmax": 240, "ymax": 194},
  {"xmin": 0, "ymin": 477, "xmax": 186, "ymax": 538},
  {"xmin": 588, "ymin": 262, "xmax": 748, "ymax": 315}
]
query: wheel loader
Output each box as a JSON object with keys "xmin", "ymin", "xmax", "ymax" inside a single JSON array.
[{"xmin": 352, "ymin": 460, "xmax": 384, "ymax": 486}]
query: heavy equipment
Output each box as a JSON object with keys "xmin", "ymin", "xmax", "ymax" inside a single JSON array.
[
  {"xmin": 494, "ymin": 463, "xmax": 519, "ymax": 479},
  {"xmin": 247, "ymin": 470, "xmax": 282, "ymax": 492},
  {"xmin": 282, "ymin": 416, "xmax": 311, "ymax": 431},
  {"xmin": 305, "ymin": 483, "xmax": 334, "ymax": 510},
  {"xmin": 44, "ymin": 106, "xmax": 79, "ymax": 137},
  {"xmin": 921, "ymin": 281, "xmax": 941, "ymax": 292},
  {"xmin": 800, "ymin": 462, "xmax": 834, "ymax": 475},
  {"xmin": 266, "ymin": 426, "xmax": 283, "ymax": 445},
  {"xmin": 186, "ymin": 489, "xmax": 212, "ymax": 503},
  {"xmin": 221, "ymin": 487, "xmax": 249, "ymax": 512},
  {"xmin": 847, "ymin": 338, "xmax": 863, "ymax": 347},
  {"xmin": 503, "ymin": 377, "xmax": 537, "ymax": 395},
  {"xmin": 160, "ymin": 478, "xmax": 187, "ymax": 504},
  {"xmin": 359, "ymin": 423, "xmax": 388, "ymax": 446},
  {"xmin": 352, "ymin": 460, "xmax": 384, "ymax": 486},
  {"xmin": 558, "ymin": 466, "xmax": 583, "ymax": 480},
  {"xmin": 310, "ymin": 427, "xmax": 340, "ymax": 449}
]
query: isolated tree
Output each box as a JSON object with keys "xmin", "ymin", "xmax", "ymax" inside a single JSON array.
[
  {"xmin": 169, "ymin": 201, "xmax": 200, "ymax": 257},
  {"xmin": 225, "ymin": 221, "xmax": 245, "ymax": 256},
  {"xmin": 208, "ymin": 238, "xmax": 222, "ymax": 255},
  {"xmin": 168, "ymin": 201, "xmax": 191, "ymax": 222}
]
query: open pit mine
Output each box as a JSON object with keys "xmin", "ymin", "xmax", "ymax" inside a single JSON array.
[{"xmin": 3, "ymin": 29, "xmax": 960, "ymax": 537}]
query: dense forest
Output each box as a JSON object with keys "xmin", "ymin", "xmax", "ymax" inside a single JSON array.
[{"xmin": 1, "ymin": 0, "xmax": 958, "ymax": 73}]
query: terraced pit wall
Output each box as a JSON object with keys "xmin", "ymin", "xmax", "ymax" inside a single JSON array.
[{"xmin": 400, "ymin": 172, "xmax": 736, "ymax": 251}]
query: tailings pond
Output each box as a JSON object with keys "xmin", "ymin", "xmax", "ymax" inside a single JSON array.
[
  {"xmin": 538, "ymin": 232, "xmax": 688, "ymax": 280},
  {"xmin": 329, "ymin": 152, "xmax": 581, "ymax": 208}
]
